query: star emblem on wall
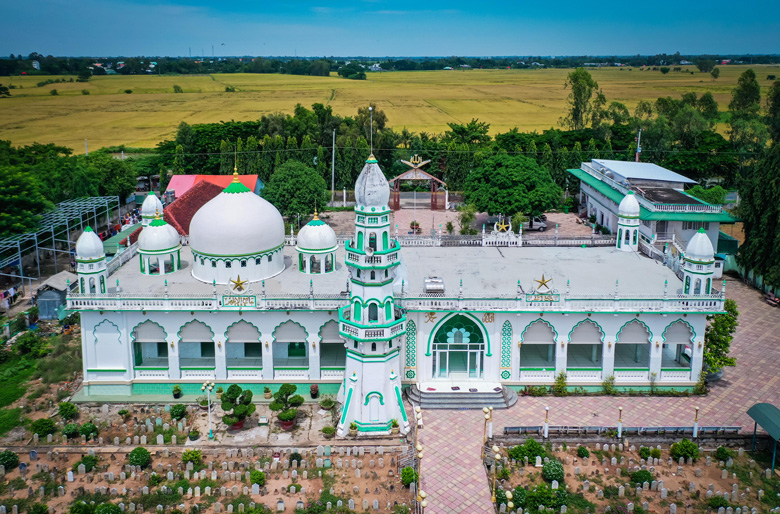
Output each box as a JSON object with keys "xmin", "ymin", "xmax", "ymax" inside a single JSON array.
[
  {"xmin": 230, "ymin": 275, "xmax": 248, "ymax": 292},
  {"xmin": 535, "ymin": 274, "xmax": 552, "ymax": 291},
  {"xmin": 496, "ymin": 221, "xmax": 510, "ymax": 232}
]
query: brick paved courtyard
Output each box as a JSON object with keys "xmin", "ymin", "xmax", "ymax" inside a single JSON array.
[{"xmin": 417, "ymin": 277, "xmax": 780, "ymax": 513}]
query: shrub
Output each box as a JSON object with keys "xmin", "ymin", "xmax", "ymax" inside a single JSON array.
[
  {"xmin": 15, "ymin": 332, "xmax": 49, "ymax": 356},
  {"xmin": 639, "ymin": 446, "xmax": 651, "ymax": 460},
  {"xmin": 670, "ymin": 438, "xmax": 699, "ymax": 461},
  {"xmin": 577, "ymin": 446, "xmax": 590, "ymax": 459},
  {"xmin": 221, "ymin": 385, "xmax": 256, "ymax": 426},
  {"xmin": 714, "ymin": 446, "xmax": 732, "ymax": 462},
  {"xmin": 708, "ymin": 496, "xmax": 731, "ymax": 509},
  {"xmin": 74, "ymin": 455, "xmax": 99, "ymax": 472},
  {"xmin": 497, "ymin": 467, "xmax": 511, "ymax": 480},
  {"xmin": 289, "ymin": 452, "xmax": 303, "ymax": 466},
  {"xmin": 31, "ymin": 418, "xmax": 57, "ymax": 436},
  {"xmin": 400, "ymin": 466, "xmax": 418, "ymax": 487},
  {"xmin": 95, "ymin": 503, "xmax": 122, "ymax": 514},
  {"xmin": 148, "ymin": 473, "xmax": 163, "ymax": 486},
  {"xmin": 29, "ymin": 504, "xmax": 49, "ymax": 514},
  {"xmin": 552, "ymin": 372, "xmax": 568, "ymax": 396},
  {"xmin": 512, "ymin": 483, "xmax": 568, "ymax": 510},
  {"xmin": 118, "ymin": 409, "xmax": 129, "ymax": 417},
  {"xmin": 124, "ymin": 90, "xmax": 132, "ymax": 94},
  {"xmin": 508, "ymin": 438, "xmax": 547, "ymax": 463},
  {"xmin": 59, "ymin": 401, "xmax": 78, "ymax": 420},
  {"xmin": 181, "ymin": 449, "xmax": 202, "ymax": 466},
  {"xmin": 542, "ymin": 461, "xmax": 564, "ymax": 483},
  {"xmin": 319, "ymin": 398, "xmax": 336, "ymax": 409},
  {"xmin": 630, "ymin": 469, "xmax": 653, "ymax": 486},
  {"xmin": 322, "ymin": 426, "xmax": 335, "ymax": 437},
  {"xmin": 0, "ymin": 450, "xmax": 19, "ymax": 469},
  {"xmin": 63, "ymin": 423, "xmax": 80, "ymax": 438},
  {"xmin": 277, "ymin": 408, "xmax": 297, "ymax": 422},
  {"xmin": 170, "ymin": 404, "xmax": 187, "ymax": 420},
  {"xmin": 81, "ymin": 89, "xmax": 90, "ymax": 95},
  {"xmin": 602, "ymin": 374, "xmax": 616, "ymax": 395},
  {"xmin": 650, "ymin": 448, "xmax": 662, "ymax": 459},
  {"xmin": 173, "ymin": 85, "xmax": 183, "ymax": 93},
  {"xmin": 249, "ymin": 470, "xmax": 265, "ymax": 486},
  {"xmin": 79, "ymin": 422, "xmax": 98, "ymax": 438},
  {"xmin": 50, "ymin": 89, "xmax": 58, "ymax": 95},
  {"xmin": 128, "ymin": 447, "xmax": 151, "ymax": 468}
]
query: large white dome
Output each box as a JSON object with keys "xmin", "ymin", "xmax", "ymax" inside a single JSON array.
[
  {"xmin": 354, "ymin": 154, "xmax": 390, "ymax": 208},
  {"xmin": 189, "ymin": 176, "xmax": 285, "ymax": 256},
  {"xmin": 139, "ymin": 217, "xmax": 181, "ymax": 252},
  {"xmin": 685, "ymin": 228, "xmax": 715, "ymax": 263},
  {"xmin": 297, "ymin": 213, "xmax": 337, "ymax": 252},
  {"xmin": 75, "ymin": 227, "xmax": 105, "ymax": 260},
  {"xmin": 618, "ymin": 191, "xmax": 640, "ymax": 217},
  {"xmin": 140, "ymin": 193, "xmax": 164, "ymax": 220}
]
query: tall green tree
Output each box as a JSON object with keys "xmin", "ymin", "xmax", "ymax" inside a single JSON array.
[
  {"xmin": 0, "ymin": 166, "xmax": 53, "ymax": 236},
  {"xmin": 463, "ymin": 154, "xmax": 562, "ymax": 217},
  {"xmin": 729, "ymin": 69, "xmax": 768, "ymax": 159},
  {"xmin": 261, "ymin": 161, "xmax": 328, "ymax": 219},
  {"xmin": 737, "ymin": 145, "xmax": 780, "ymax": 288},
  {"xmin": 560, "ymin": 68, "xmax": 599, "ymax": 130},
  {"xmin": 444, "ymin": 119, "xmax": 491, "ymax": 145},
  {"xmin": 767, "ymin": 80, "xmax": 780, "ymax": 144},
  {"xmin": 703, "ymin": 299, "xmax": 739, "ymax": 373}
]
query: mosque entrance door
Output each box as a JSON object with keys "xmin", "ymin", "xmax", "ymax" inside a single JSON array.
[{"xmin": 431, "ymin": 315, "xmax": 485, "ymax": 379}]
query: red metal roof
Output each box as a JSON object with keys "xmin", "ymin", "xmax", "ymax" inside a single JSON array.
[
  {"xmin": 166, "ymin": 175, "xmax": 258, "ymax": 197},
  {"xmin": 164, "ymin": 180, "xmax": 224, "ymax": 235}
]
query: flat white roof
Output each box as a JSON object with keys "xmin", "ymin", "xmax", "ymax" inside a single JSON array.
[
  {"xmin": 592, "ymin": 159, "xmax": 696, "ymax": 184},
  {"xmin": 109, "ymin": 245, "xmax": 682, "ymax": 298}
]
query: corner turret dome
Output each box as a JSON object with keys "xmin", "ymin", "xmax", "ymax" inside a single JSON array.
[
  {"xmin": 685, "ymin": 228, "xmax": 715, "ymax": 263},
  {"xmin": 354, "ymin": 154, "xmax": 390, "ymax": 208},
  {"xmin": 297, "ymin": 212, "xmax": 337, "ymax": 252},
  {"xmin": 188, "ymin": 172, "xmax": 285, "ymax": 284},
  {"xmin": 139, "ymin": 215, "xmax": 181, "ymax": 252},
  {"xmin": 618, "ymin": 191, "xmax": 640, "ymax": 218},
  {"xmin": 75, "ymin": 226, "xmax": 105, "ymax": 261},
  {"xmin": 140, "ymin": 193, "xmax": 164, "ymax": 225}
]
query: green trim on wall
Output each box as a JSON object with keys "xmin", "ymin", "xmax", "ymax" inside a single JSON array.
[
  {"xmin": 520, "ymin": 318, "xmax": 559, "ymax": 342},
  {"xmin": 340, "ymin": 388, "xmax": 353, "ymax": 425},
  {"xmin": 177, "ymin": 319, "xmax": 215, "ymax": 342},
  {"xmin": 363, "ymin": 391, "xmax": 385, "ymax": 405},
  {"xmin": 661, "ymin": 319, "xmax": 696, "ymax": 343},
  {"xmin": 180, "ymin": 366, "xmax": 216, "ymax": 370},
  {"xmin": 87, "ymin": 369, "xmax": 126, "ymax": 373},
  {"xmin": 615, "ymin": 319, "xmax": 653, "ymax": 343},
  {"xmin": 272, "ymin": 320, "xmax": 310, "ymax": 343},
  {"xmin": 424, "ymin": 312, "xmax": 492, "ymax": 357},
  {"xmin": 227, "ymin": 367, "xmax": 263, "ymax": 370},
  {"xmin": 224, "ymin": 319, "xmax": 262, "ymax": 343},
  {"xmin": 394, "ymin": 386, "xmax": 407, "ymax": 422},
  {"xmin": 133, "ymin": 367, "xmax": 169, "ymax": 370},
  {"xmin": 130, "ymin": 320, "xmax": 168, "ymax": 343},
  {"xmin": 568, "ymin": 318, "xmax": 605, "ymax": 343},
  {"xmin": 191, "ymin": 244, "xmax": 284, "ymax": 259}
]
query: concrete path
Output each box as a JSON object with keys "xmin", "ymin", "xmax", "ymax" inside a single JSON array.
[{"xmin": 419, "ymin": 277, "xmax": 780, "ymax": 513}]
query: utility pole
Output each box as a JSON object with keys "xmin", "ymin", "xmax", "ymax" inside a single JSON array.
[
  {"xmin": 85, "ymin": 139, "xmax": 89, "ymax": 156},
  {"xmin": 331, "ymin": 129, "xmax": 336, "ymax": 204},
  {"xmin": 635, "ymin": 129, "xmax": 642, "ymax": 162}
]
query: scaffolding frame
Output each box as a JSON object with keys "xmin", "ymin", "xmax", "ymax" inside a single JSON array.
[{"xmin": 0, "ymin": 196, "xmax": 120, "ymax": 294}]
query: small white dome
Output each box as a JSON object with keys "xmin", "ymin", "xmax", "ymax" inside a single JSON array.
[
  {"xmin": 141, "ymin": 192, "xmax": 164, "ymax": 219},
  {"xmin": 139, "ymin": 217, "xmax": 181, "ymax": 252},
  {"xmin": 618, "ymin": 191, "xmax": 640, "ymax": 218},
  {"xmin": 685, "ymin": 228, "xmax": 715, "ymax": 262},
  {"xmin": 189, "ymin": 174, "xmax": 285, "ymax": 257},
  {"xmin": 354, "ymin": 154, "xmax": 390, "ymax": 208},
  {"xmin": 75, "ymin": 227, "xmax": 105, "ymax": 260},
  {"xmin": 297, "ymin": 214, "xmax": 337, "ymax": 252}
]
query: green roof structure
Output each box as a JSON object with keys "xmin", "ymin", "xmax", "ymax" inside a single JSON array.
[
  {"xmin": 567, "ymin": 168, "xmax": 736, "ymax": 223},
  {"xmin": 747, "ymin": 403, "xmax": 780, "ymax": 472}
]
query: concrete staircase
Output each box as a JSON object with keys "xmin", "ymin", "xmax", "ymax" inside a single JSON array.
[{"xmin": 405, "ymin": 384, "xmax": 517, "ymax": 410}]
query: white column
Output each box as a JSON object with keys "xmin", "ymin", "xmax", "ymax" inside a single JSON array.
[
  {"xmin": 308, "ymin": 334, "xmax": 321, "ymax": 380},
  {"xmin": 601, "ymin": 340, "xmax": 615, "ymax": 378},
  {"xmin": 168, "ymin": 337, "xmax": 181, "ymax": 380},
  {"xmin": 555, "ymin": 339, "xmax": 567, "ymax": 378},
  {"xmin": 262, "ymin": 336, "xmax": 274, "ymax": 380},
  {"xmin": 214, "ymin": 340, "xmax": 227, "ymax": 381},
  {"xmin": 649, "ymin": 340, "xmax": 663, "ymax": 381},
  {"xmin": 689, "ymin": 339, "xmax": 704, "ymax": 382}
]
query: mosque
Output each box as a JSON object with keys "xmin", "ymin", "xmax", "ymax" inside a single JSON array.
[{"xmin": 70, "ymin": 155, "xmax": 725, "ymax": 435}]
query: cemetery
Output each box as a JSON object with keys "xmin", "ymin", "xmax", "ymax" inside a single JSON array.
[{"xmin": 487, "ymin": 439, "xmax": 780, "ymax": 514}]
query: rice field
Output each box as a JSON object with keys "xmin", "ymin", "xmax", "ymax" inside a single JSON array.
[{"xmin": 0, "ymin": 64, "xmax": 777, "ymax": 152}]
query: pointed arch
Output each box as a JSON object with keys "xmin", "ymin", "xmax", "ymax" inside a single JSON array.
[
  {"xmin": 272, "ymin": 320, "xmax": 309, "ymax": 342},
  {"xmin": 520, "ymin": 318, "xmax": 558, "ymax": 343},
  {"xmin": 363, "ymin": 391, "xmax": 385, "ymax": 405},
  {"xmin": 568, "ymin": 319, "xmax": 605, "ymax": 343},
  {"xmin": 131, "ymin": 320, "xmax": 168, "ymax": 342},
  {"xmin": 425, "ymin": 312, "xmax": 490, "ymax": 356},
  {"xmin": 662, "ymin": 319, "xmax": 695, "ymax": 344},
  {"xmin": 318, "ymin": 320, "xmax": 343, "ymax": 343},
  {"xmin": 177, "ymin": 320, "xmax": 214, "ymax": 342},
  {"xmin": 92, "ymin": 319, "xmax": 123, "ymax": 369},
  {"xmin": 616, "ymin": 319, "xmax": 653, "ymax": 343},
  {"xmin": 224, "ymin": 320, "xmax": 261, "ymax": 343}
]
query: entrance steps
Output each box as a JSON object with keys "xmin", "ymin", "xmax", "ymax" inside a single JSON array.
[{"xmin": 405, "ymin": 383, "xmax": 517, "ymax": 410}]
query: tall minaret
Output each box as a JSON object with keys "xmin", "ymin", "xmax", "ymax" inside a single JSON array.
[{"xmin": 336, "ymin": 154, "xmax": 410, "ymax": 437}]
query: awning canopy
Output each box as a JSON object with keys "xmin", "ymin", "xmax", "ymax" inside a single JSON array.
[
  {"xmin": 747, "ymin": 403, "xmax": 780, "ymax": 442},
  {"xmin": 388, "ymin": 168, "xmax": 446, "ymax": 186}
]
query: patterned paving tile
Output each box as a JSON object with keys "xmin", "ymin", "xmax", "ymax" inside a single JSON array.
[{"xmin": 417, "ymin": 278, "xmax": 780, "ymax": 513}]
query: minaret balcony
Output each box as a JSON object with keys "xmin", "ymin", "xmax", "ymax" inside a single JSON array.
[
  {"xmin": 345, "ymin": 240, "xmax": 401, "ymax": 268},
  {"xmin": 338, "ymin": 306, "xmax": 406, "ymax": 342}
]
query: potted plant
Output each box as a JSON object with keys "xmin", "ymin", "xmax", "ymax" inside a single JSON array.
[
  {"xmin": 319, "ymin": 397, "xmax": 336, "ymax": 411},
  {"xmin": 322, "ymin": 426, "xmax": 335, "ymax": 440},
  {"xmin": 310, "ymin": 384, "xmax": 319, "ymax": 399},
  {"xmin": 349, "ymin": 422, "xmax": 358, "ymax": 437},
  {"xmin": 220, "ymin": 384, "xmax": 256, "ymax": 430},
  {"xmin": 390, "ymin": 418, "xmax": 400, "ymax": 435},
  {"xmin": 197, "ymin": 396, "xmax": 209, "ymax": 411},
  {"xmin": 216, "ymin": 387, "xmax": 224, "ymax": 400},
  {"xmin": 188, "ymin": 429, "xmax": 200, "ymax": 441},
  {"xmin": 269, "ymin": 383, "xmax": 305, "ymax": 431},
  {"xmin": 172, "ymin": 385, "xmax": 182, "ymax": 399},
  {"xmin": 410, "ymin": 220, "xmax": 420, "ymax": 234},
  {"xmin": 263, "ymin": 386, "xmax": 272, "ymax": 400}
]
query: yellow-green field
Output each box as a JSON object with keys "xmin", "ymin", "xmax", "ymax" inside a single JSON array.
[{"xmin": 1, "ymin": 65, "xmax": 778, "ymax": 152}]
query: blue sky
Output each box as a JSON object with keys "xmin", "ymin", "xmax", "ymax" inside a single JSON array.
[{"xmin": 2, "ymin": 0, "xmax": 779, "ymax": 57}]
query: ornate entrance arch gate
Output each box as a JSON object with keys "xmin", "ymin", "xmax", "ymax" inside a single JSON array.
[
  {"xmin": 430, "ymin": 315, "xmax": 485, "ymax": 379},
  {"xmin": 388, "ymin": 155, "xmax": 447, "ymax": 211}
]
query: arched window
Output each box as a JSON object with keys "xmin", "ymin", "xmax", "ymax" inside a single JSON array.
[
  {"xmin": 368, "ymin": 232, "xmax": 377, "ymax": 251},
  {"xmin": 382, "ymin": 232, "xmax": 389, "ymax": 250},
  {"xmin": 268, "ymin": 253, "xmax": 273, "ymax": 262},
  {"xmin": 100, "ymin": 276, "xmax": 105, "ymax": 294},
  {"xmin": 371, "ymin": 343, "xmax": 377, "ymax": 352},
  {"xmin": 684, "ymin": 276, "xmax": 690, "ymax": 294},
  {"xmin": 617, "ymin": 229, "xmax": 622, "ymax": 248},
  {"xmin": 370, "ymin": 271, "xmax": 376, "ymax": 280},
  {"xmin": 357, "ymin": 269, "xmax": 361, "ymax": 278},
  {"xmin": 389, "ymin": 341, "xmax": 393, "ymax": 348},
  {"xmin": 625, "ymin": 230, "xmax": 630, "ymax": 242},
  {"xmin": 368, "ymin": 303, "xmax": 378, "ymax": 322},
  {"xmin": 632, "ymin": 230, "xmax": 638, "ymax": 244},
  {"xmin": 357, "ymin": 232, "xmax": 364, "ymax": 250},
  {"xmin": 385, "ymin": 269, "xmax": 388, "ymax": 277},
  {"xmin": 693, "ymin": 278, "xmax": 702, "ymax": 295}
]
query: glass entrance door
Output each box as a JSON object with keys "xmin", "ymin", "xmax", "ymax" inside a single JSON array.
[{"xmin": 433, "ymin": 344, "xmax": 483, "ymax": 379}]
